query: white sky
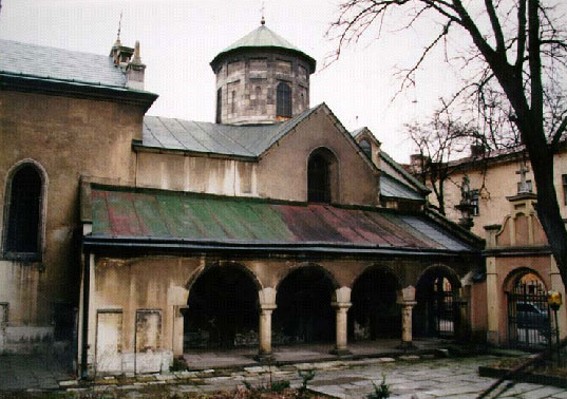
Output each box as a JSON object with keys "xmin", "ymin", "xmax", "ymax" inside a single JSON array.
[{"xmin": 0, "ymin": 0, "xmax": 466, "ymax": 163}]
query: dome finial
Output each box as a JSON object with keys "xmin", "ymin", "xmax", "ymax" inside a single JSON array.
[{"xmin": 260, "ymin": 1, "xmax": 266, "ymax": 25}]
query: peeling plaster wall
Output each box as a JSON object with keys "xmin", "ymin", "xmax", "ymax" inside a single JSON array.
[
  {"xmin": 0, "ymin": 90, "xmax": 145, "ymax": 353},
  {"xmin": 136, "ymin": 152, "xmax": 258, "ymax": 196}
]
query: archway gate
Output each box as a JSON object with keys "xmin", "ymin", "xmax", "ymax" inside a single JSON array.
[{"xmin": 507, "ymin": 276, "xmax": 551, "ymax": 350}]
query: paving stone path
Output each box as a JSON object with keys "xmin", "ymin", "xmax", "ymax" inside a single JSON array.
[
  {"xmin": 62, "ymin": 356, "xmax": 567, "ymax": 398},
  {"xmin": 2, "ymin": 354, "xmax": 567, "ymax": 398}
]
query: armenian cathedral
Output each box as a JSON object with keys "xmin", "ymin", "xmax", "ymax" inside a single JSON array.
[{"xmin": 0, "ymin": 21, "xmax": 483, "ymax": 376}]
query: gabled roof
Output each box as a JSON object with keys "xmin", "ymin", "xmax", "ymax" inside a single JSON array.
[
  {"xmin": 210, "ymin": 24, "xmax": 316, "ymax": 73},
  {"xmin": 380, "ymin": 174, "xmax": 424, "ymax": 201},
  {"xmin": 139, "ymin": 103, "xmax": 356, "ymax": 160},
  {"xmin": 0, "ymin": 39, "xmax": 158, "ymax": 106},
  {"xmin": 380, "ymin": 151, "xmax": 430, "ymax": 194},
  {"xmin": 83, "ymin": 184, "xmax": 479, "ymax": 255}
]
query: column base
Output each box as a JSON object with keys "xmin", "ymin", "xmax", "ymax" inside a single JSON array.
[
  {"xmin": 330, "ymin": 348, "xmax": 352, "ymax": 357},
  {"xmin": 397, "ymin": 341, "xmax": 417, "ymax": 351},
  {"xmin": 254, "ymin": 353, "xmax": 275, "ymax": 363}
]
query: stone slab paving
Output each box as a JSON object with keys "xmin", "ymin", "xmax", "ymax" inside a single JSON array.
[{"xmin": 2, "ymin": 352, "xmax": 567, "ymax": 398}]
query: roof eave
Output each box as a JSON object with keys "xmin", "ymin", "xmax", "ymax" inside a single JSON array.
[
  {"xmin": 83, "ymin": 235, "xmax": 478, "ymax": 257},
  {"xmin": 0, "ymin": 72, "xmax": 158, "ymax": 110},
  {"xmin": 210, "ymin": 46, "xmax": 316, "ymax": 74}
]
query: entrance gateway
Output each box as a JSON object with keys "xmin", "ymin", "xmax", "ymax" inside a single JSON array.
[{"xmin": 507, "ymin": 273, "xmax": 551, "ymax": 350}]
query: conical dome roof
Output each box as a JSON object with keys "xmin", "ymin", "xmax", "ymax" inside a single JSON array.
[{"xmin": 210, "ymin": 24, "xmax": 316, "ymax": 73}]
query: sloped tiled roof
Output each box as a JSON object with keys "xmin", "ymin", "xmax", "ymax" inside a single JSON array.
[
  {"xmin": 140, "ymin": 105, "xmax": 322, "ymax": 158},
  {"xmin": 84, "ymin": 185, "xmax": 476, "ymax": 255},
  {"xmin": 210, "ymin": 25, "xmax": 316, "ymax": 72},
  {"xmin": 0, "ymin": 39, "xmax": 127, "ymax": 89}
]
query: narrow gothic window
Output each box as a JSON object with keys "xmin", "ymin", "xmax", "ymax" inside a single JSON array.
[
  {"xmin": 231, "ymin": 90, "xmax": 236, "ymax": 114},
  {"xmin": 216, "ymin": 89, "xmax": 222, "ymax": 123},
  {"xmin": 4, "ymin": 164, "xmax": 43, "ymax": 259},
  {"xmin": 308, "ymin": 152, "xmax": 331, "ymax": 203},
  {"xmin": 276, "ymin": 82, "xmax": 292, "ymax": 117}
]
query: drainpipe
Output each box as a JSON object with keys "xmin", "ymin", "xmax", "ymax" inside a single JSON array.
[{"xmin": 79, "ymin": 249, "xmax": 91, "ymax": 379}]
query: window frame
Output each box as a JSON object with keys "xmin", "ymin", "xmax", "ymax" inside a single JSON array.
[
  {"xmin": 307, "ymin": 148, "xmax": 338, "ymax": 204},
  {"xmin": 2, "ymin": 160, "xmax": 47, "ymax": 262},
  {"xmin": 276, "ymin": 82, "xmax": 292, "ymax": 118}
]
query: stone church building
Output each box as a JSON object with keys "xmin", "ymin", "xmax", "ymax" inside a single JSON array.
[{"xmin": 0, "ymin": 22, "xmax": 483, "ymax": 376}]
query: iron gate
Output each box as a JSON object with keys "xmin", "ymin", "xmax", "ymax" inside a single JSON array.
[
  {"xmin": 507, "ymin": 282, "xmax": 551, "ymax": 350},
  {"xmin": 433, "ymin": 287, "xmax": 455, "ymax": 337}
]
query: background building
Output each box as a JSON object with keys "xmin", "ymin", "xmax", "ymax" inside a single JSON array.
[{"xmin": 408, "ymin": 146, "xmax": 567, "ymax": 348}]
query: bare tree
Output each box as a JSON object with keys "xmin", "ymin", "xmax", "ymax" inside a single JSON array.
[
  {"xmin": 407, "ymin": 107, "xmax": 480, "ymax": 216},
  {"xmin": 329, "ymin": 0, "xmax": 567, "ymax": 286}
]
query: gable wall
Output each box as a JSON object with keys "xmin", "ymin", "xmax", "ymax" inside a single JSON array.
[{"xmin": 257, "ymin": 109, "xmax": 379, "ymax": 205}]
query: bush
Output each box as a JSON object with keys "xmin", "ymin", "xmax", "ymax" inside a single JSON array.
[{"xmin": 367, "ymin": 375, "xmax": 390, "ymax": 399}]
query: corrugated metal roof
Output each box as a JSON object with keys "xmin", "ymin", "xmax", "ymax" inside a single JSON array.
[
  {"xmin": 141, "ymin": 105, "xmax": 321, "ymax": 157},
  {"xmin": 211, "ymin": 25, "xmax": 316, "ymax": 72},
  {"xmin": 0, "ymin": 39, "xmax": 127, "ymax": 89},
  {"xmin": 87, "ymin": 185, "xmax": 474, "ymax": 253}
]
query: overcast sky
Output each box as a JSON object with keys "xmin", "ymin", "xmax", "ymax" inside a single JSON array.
[{"xmin": 0, "ymin": 0, "xmax": 467, "ymax": 163}]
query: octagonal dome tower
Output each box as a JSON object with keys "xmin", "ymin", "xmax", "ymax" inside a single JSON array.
[{"xmin": 210, "ymin": 21, "xmax": 316, "ymax": 125}]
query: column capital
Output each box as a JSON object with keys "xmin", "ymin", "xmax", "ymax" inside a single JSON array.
[
  {"xmin": 331, "ymin": 301, "xmax": 352, "ymax": 309},
  {"xmin": 260, "ymin": 304, "xmax": 277, "ymax": 311}
]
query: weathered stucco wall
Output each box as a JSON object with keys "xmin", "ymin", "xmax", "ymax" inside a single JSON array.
[
  {"xmin": 136, "ymin": 152, "xmax": 258, "ymax": 196},
  {"xmin": 0, "ymin": 90, "xmax": 145, "ymax": 352}
]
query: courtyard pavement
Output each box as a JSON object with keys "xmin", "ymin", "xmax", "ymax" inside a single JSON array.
[{"xmin": 1, "ymin": 340, "xmax": 566, "ymax": 398}]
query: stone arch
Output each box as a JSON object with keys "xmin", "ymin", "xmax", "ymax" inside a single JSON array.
[
  {"xmin": 276, "ymin": 262, "xmax": 339, "ymax": 291},
  {"xmin": 2, "ymin": 159, "xmax": 48, "ymax": 261},
  {"xmin": 503, "ymin": 267, "xmax": 550, "ymax": 349},
  {"xmin": 503, "ymin": 267, "xmax": 547, "ymax": 293},
  {"xmin": 273, "ymin": 263, "xmax": 337, "ymax": 344},
  {"xmin": 414, "ymin": 264, "xmax": 462, "ymax": 338},
  {"xmin": 183, "ymin": 261, "xmax": 261, "ymax": 350},
  {"xmin": 349, "ymin": 264, "xmax": 402, "ymax": 340}
]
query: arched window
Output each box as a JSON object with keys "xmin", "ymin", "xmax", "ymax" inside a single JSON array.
[
  {"xmin": 215, "ymin": 88, "xmax": 222, "ymax": 123},
  {"xmin": 276, "ymin": 82, "xmax": 292, "ymax": 118},
  {"xmin": 3, "ymin": 163, "xmax": 44, "ymax": 260},
  {"xmin": 308, "ymin": 148, "xmax": 336, "ymax": 203},
  {"xmin": 359, "ymin": 139, "xmax": 372, "ymax": 159}
]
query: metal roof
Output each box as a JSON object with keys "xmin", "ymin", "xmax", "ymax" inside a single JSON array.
[
  {"xmin": 210, "ymin": 25, "xmax": 316, "ymax": 73},
  {"xmin": 0, "ymin": 39, "xmax": 128, "ymax": 89},
  {"xmin": 380, "ymin": 174, "xmax": 423, "ymax": 201},
  {"xmin": 85, "ymin": 185, "xmax": 475, "ymax": 254},
  {"xmin": 140, "ymin": 105, "xmax": 321, "ymax": 158}
]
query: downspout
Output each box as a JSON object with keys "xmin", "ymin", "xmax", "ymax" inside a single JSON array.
[{"xmin": 80, "ymin": 249, "xmax": 91, "ymax": 379}]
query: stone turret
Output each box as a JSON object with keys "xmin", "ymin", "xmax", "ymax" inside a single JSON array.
[{"xmin": 210, "ymin": 22, "xmax": 316, "ymax": 125}]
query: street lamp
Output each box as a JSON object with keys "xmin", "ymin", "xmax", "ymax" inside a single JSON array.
[{"xmin": 547, "ymin": 290, "xmax": 562, "ymax": 365}]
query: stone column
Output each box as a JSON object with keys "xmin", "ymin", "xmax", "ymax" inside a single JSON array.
[
  {"xmin": 397, "ymin": 286, "xmax": 417, "ymax": 349},
  {"xmin": 257, "ymin": 288, "xmax": 277, "ymax": 361},
  {"xmin": 167, "ymin": 285, "xmax": 190, "ymax": 357},
  {"xmin": 331, "ymin": 287, "xmax": 352, "ymax": 356},
  {"xmin": 173, "ymin": 305, "xmax": 188, "ymax": 356}
]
